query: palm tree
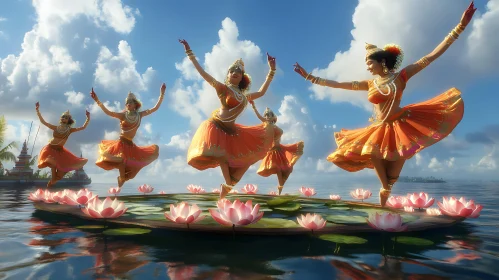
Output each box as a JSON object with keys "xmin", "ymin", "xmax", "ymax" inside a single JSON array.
[{"xmin": 0, "ymin": 116, "xmax": 18, "ymax": 168}]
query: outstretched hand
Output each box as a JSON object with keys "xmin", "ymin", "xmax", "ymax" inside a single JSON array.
[
  {"xmin": 90, "ymin": 87, "xmax": 98, "ymax": 101},
  {"xmin": 35, "ymin": 102, "xmax": 40, "ymax": 110},
  {"xmin": 85, "ymin": 110, "xmax": 90, "ymax": 118},
  {"xmin": 160, "ymin": 83, "xmax": 166, "ymax": 95},
  {"xmin": 179, "ymin": 39, "xmax": 191, "ymax": 51},
  {"xmin": 460, "ymin": 1, "xmax": 477, "ymax": 27},
  {"xmin": 267, "ymin": 52, "xmax": 276, "ymax": 70},
  {"xmin": 293, "ymin": 62, "xmax": 308, "ymax": 78},
  {"xmin": 249, "ymin": 100, "xmax": 255, "ymax": 106}
]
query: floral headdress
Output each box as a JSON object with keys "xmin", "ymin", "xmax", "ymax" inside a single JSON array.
[
  {"xmin": 365, "ymin": 42, "xmax": 404, "ymax": 71},
  {"xmin": 125, "ymin": 91, "xmax": 142, "ymax": 109},
  {"xmin": 60, "ymin": 110, "xmax": 74, "ymax": 126},
  {"xmin": 226, "ymin": 58, "xmax": 252, "ymax": 92}
]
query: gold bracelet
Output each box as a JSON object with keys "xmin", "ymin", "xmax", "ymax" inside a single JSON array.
[
  {"xmin": 416, "ymin": 56, "xmax": 430, "ymax": 69},
  {"xmin": 305, "ymin": 73, "xmax": 311, "ymax": 80},
  {"xmin": 445, "ymin": 35, "xmax": 455, "ymax": 45},
  {"xmin": 450, "ymin": 30, "xmax": 459, "ymax": 39},
  {"xmin": 352, "ymin": 81, "xmax": 360, "ymax": 90}
]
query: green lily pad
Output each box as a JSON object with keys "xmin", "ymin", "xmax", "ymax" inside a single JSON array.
[
  {"xmin": 76, "ymin": 225, "xmax": 107, "ymax": 229},
  {"xmin": 318, "ymin": 234, "xmax": 368, "ymax": 244},
  {"xmin": 274, "ymin": 203, "xmax": 301, "ymax": 212},
  {"xmin": 354, "ymin": 208, "xmax": 393, "ymax": 216},
  {"xmin": 329, "ymin": 207, "xmax": 352, "ymax": 211},
  {"xmin": 266, "ymin": 195, "xmax": 299, "ymax": 207},
  {"xmin": 135, "ymin": 215, "xmax": 167, "ymax": 221},
  {"xmin": 401, "ymin": 214, "xmax": 419, "ymax": 223},
  {"xmin": 391, "ymin": 236, "xmax": 434, "ymax": 246},
  {"xmin": 127, "ymin": 206, "xmax": 164, "ymax": 215},
  {"xmin": 247, "ymin": 218, "xmax": 298, "ymax": 228},
  {"xmin": 326, "ymin": 215, "xmax": 367, "ymax": 224},
  {"xmin": 103, "ymin": 228, "xmax": 151, "ymax": 236}
]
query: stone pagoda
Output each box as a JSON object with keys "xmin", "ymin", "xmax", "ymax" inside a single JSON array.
[{"xmin": 7, "ymin": 140, "xmax": 34, "ymax": 177}]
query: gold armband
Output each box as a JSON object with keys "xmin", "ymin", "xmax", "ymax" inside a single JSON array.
[
  {"xmin": 416, "ymin": 57, "xmax": 430, "ymax": 69},
  {"xmin": 352, "ymin": 81, "xmax": 360, "ymax": 90},
  {"xmin": 305, "ymin": 73, "xmax": 312, "ymax": 81}
]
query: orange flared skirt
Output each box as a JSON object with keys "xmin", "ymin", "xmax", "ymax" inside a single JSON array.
[
  {"xmin": 257, "ymin": 141, "xmax": 304, "ymax": 177},
  {"xmin": 327, "ymin": 88, "xmax": 464, "ymax": 172},
  {"xmin": 38, "ymin": 145, "xmax": 88, "ymax": 172},
  {"xmin": 187, "ymin": 119, "xmax": 274, "ymax": 171},
  {"xmin": 95, "ymin": 137, "xmax": 159, "ymax": 180}
]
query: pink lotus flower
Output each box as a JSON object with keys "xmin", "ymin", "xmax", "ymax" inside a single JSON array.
[
  {"xmin": 164, "ymin": 202, "xmax": 205, "ymax": 226},
  {"xmin": 229, "ymin": 189, "xmax": 238, "ymax": 194},
  {"xmin": 28, "ymin": 189, "xmax": 45, "ymax": 202},
  {"xmin": 42, "ymin": 191, "xmax": 57, "ymax": 203},
  {"xmin": 366, "ymin": 212, "xmax": 407, "ymax": 232},
  {"xmin": 437, "ymin": 197, "xmax": 483, "ymax": 218},
  {"xmin": 299, "ymin": 187, "xmax": 316, "ymax": 197},
  {"xmin": 242, "ymin": 184, "xmax": 258, "ymax": 194},
  {"xmin": 51, "ymin": 190, "xmax": 69, "ymax": 204},
  {"xmin": 404, "ymin": 206, "xmax": 414, "ymax": 212},
  {"xmin": 81, "ymin": 197, "xmax": 127, "ymax": 219},
  {"xmin": 186, "ymin": 184, "xmax": 205, "ymax": 193},
  {"xmin": 212, "ymin": 188, "xmax": 221, "ymax": 193},
  {"xmin": 350, "ymin": 188, "xmax": 372, "ymax": 201},
  {"xmin": 297, "ymin": 213, "xmax": 326, "ymax": 231},
  {"xmin": 268, "ymin": 191, "xmax": 278, "ymax": 196},
  {"xmin": 209, "ymin": 199, "xmax": 263, "ymax": 227},
  {"xmin": 138, "ymin": 184, "xmax": 154, "ymax": 194},
  {"xmin": 108, "ymin": 187, "xmax": 121, "ymax": 196},
  {"xmin": 329, "ymin": 194, "xmax": 341, "ymax": 200},
  {"xmin": 406, "ymin": 192, "xmax": 435, "ymax": 209},
  {"xmin": 65, "ymin": 188, "xmax": 97, "ymax": 206},
  {"xmin": 426, "ymin": 208, "xmax": 442, "ymax": 216},
  {"xmin": 158, "ymin": 191, "xmax": 166, "ymax": 194},
  {"xmin": 386, "ymin": 196, "xmax": 408, "ymax": 209}
]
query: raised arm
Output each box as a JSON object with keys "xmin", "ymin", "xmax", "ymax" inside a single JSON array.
[
  {"xmin": 141, "ymin": 83, "xmax": 166, "ymax": 117},
  {"xmin": 35, "ymin": 102, "xmax": 57, "ymax": 130},
  {"xmin": 179, "ymin": 39, "xmax": 224, "ymax": 90},
  {"xmin": 246, "ymin": 53, "xmax": 277, "ymax": 101},
  {"xmin": 249, "ymin": 101, "xmax": 267, "ymax": 123},
  {"xmin": 293, "ymin": 63, "xmax": 369, "ymax": 91},
  {"xmin": 90, "ymin": 88, "xmax": 123, "ymax": 119},
  {"xmin": 404, "ymin": 2, "xmax": 476, "ymax": 81},
  {"xmin": 71, "ymin": 110, "xmax": 90, "ymax": 133}
]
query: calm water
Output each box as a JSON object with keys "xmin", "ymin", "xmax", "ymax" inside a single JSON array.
[{"xmin": 0, "ymin": 181, "xmax": 498, "ymax": 280}]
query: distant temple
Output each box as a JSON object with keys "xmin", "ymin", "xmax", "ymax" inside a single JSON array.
[{"xmin": 6, "ymin": 140, "xmax": 33, "ymax": 177}]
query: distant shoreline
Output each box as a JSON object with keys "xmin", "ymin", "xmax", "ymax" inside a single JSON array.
[{"xmin": 398, "ymin": 176, "xmax": 446, "ymax": 183}]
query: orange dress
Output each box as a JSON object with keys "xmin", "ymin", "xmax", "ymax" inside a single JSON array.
[
  {"xmin": 257, "ymin": 125, "xmax": 304, "ymax": 178},
  {"xmin": 187, "ymin": 82, "xmax": 274, "ymax": 183},
  {"xmin": 95, "ymin": 114, "xmax": 159, "ymax": 180},
  {"xmin": 327, "ymin": 69, "xmax": 464, "ymax": 172},
  {"xmin": 38, "ymin": 125, "xmax": 88, "ymax": 173}
]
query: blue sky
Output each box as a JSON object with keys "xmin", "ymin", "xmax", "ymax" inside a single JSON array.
[{"xmin": 0, "ymin": 0, "xmax": 498, "ymax": 191}]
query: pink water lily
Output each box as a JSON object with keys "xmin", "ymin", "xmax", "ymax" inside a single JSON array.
[
  {"xmin": 108, "ymin": 187, "xmax": 121, "ymax": 196},
  {"xmin": 209, "ymin": 199, "xmax": 263, "ymax": 227},
  {"xmin": 186, "ymin": 184, "xmax": 205, "ymax": 193},
  {"xmin": 42, "ymin": 191, "xmax": 57, "ymax": 203},
  {"xmin": 386, "ymin": 196, "xmax": 409, "ymax": 209},
  {"xmin": 437, "ymin": 196, "xmax": 483, "ymax": 218},
  {"xmin": 212, "ymin": 188, "xmax": 221, "ymax": 193},
  {"xmin": 268, "ymin": 191, "xmax": 278, "ymax": 196},
  {"xmin": 404, "ymin": 206, "xmax": 414, "ymax": 212},
  {"xmin": 65, "ymin": 188, "xmax": 97, "ymax": 206},
  {"xmin": 299, "ymin": 187, "xmax": 316, "ymax": 197},
  {"xmin": 51, "ymin": 190, "xmax": 70, "ymax": 204},
  {"xmin": 138, "ymin": 184, "xmax": 154, "ymax": 194},
  {"xmin": 164, "ymin": 202, "xmax": 205, "ymax": 226},
  {"xmin": 329, "ymin": 194, "xmax": 341, "ymax": 200},
  {"xmin": 407, "ymin": 192, "xmax": 434, "ymax": 209},
  {"xmin": 229, "ymin": 189, "xmax": 238, "ymax": 194},
  {"xmin": 28, "ymin": 189, "xmax": 45, "ymax": 202},
  {"xmin": 158, "ymin": 191, "xmax": 166, "ymax": 194},
  {"xmin": 426, "ymin": 208, "xmax": 442, "ymax": 216},
  {"xmin": 297, "ymin": 213, "xmax": 326, "ymax": 231},
  {"xmin": 81, "ymin": 197, "xmax": 127, "ymax": 219},
  {"xmin": 350, "ymin": 188, "xmax": 372, "ymax": 201},
  {"xmin": 242, "ymin": 184, "xmax": 258, "ymax": 194},
  {"xmin": 366, "ymin": 212, "xmax": 407, "ymax": 232}
]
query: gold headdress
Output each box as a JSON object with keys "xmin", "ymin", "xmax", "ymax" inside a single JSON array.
[
  {"xmin": 126, "ymin": 91, "xmax": 138, "ymax": 103},
  {"xmin": 365, "ymin": 43, "xmax": 383, "ymax": 58},
  {"xmin": 229, "ymin": 58, "xmax": 245, "ymax": 72},
  {"xmin": 61, "ymin": 110, "xmax": 71, "ymax": 117}
]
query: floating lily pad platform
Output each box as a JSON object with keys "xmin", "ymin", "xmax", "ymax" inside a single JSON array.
[{"xmin": 33, "ymin": 193, "xmax": 464, "ymax": 235}]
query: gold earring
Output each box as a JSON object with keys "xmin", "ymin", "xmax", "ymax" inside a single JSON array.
[{"xmin": 382, "ymin": 62, "xmax": 388, "ymax": 74}]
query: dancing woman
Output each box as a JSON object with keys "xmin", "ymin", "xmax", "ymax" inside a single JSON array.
[
  {"xmin": 293, "ymin": 2, "xmax": 476, "ymax": 206},
  {"xmin": 249, "ymin": 100, "xmax": 304, "ymax": 195},
  {"xmin": 179, "ymin": 39, "xmax": 276, "ymax": 199},
  {"xmin": 35, "ymin": 102, "xmax": 90, "ymax": 187},
  {"xmin": 90, "ymin": 84, "xmax": 165, "ymax": 187}
]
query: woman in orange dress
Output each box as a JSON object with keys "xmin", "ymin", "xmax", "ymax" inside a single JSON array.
[
  {"xmin": 179, "ymin": 39, "xmax": 276, "ymax": 199},
  {"xmin": 90, "ymin": 83, "xmax": 165, "ymax": 188},
  {"xmin": 35, "ymin": 102, "xmax": 90, "ymax": 187},
  {"xmin": 249, "ymin": 101, "xmax": 304, "ymax": 195},
  {"xmin": 293, "ymin": 3, "xmax": 476, "ymax": 206}
]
